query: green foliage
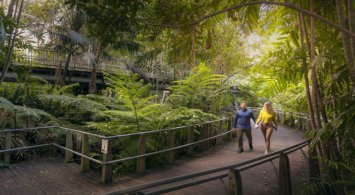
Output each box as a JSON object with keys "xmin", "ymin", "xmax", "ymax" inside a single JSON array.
[
  {"xmin": 81, "ymin": 93, "xmax": 119, "ymax": 109},
  {"xmin": 157, "ymin": 106, "xmax": 218, "ymax": 127},
  {"xmin": 0, "ymin": 97, "xmax": 58, "ymax": 128},
  {"xmin": 0, "ymin": 80, "xmax": 49, "ymax": 107},
  {"xmin": 302, "ymin": 179, "xmax": 337, "ymax": 195},
  {"xmin": 52, "ymin": 83, "xmax": 80, "ymax": 95},
  {"xmin": 36, "ymin": 94, "xmax": 108, "ymax": 124},
  {"xmin": 168, "ymin": 63, "xmax": 229, "ymax": 113},
  {"xmin": 272, "ymin": 83, "xmax": 308, "ymax": 111},
  {"xmin": 86, "ymin": 73, "xmax": 164, "ymax": 134}
]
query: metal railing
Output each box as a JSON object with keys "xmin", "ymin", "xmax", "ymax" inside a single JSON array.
[{"xmin": 12, "ymin": 49, "xmax": 128, "ymax": 73}]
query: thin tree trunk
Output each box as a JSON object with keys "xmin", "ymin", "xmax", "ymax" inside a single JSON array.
[
  {"xmin": 336, "ymin": 0, "xmax": 355, "ymax": 94},
  {"xmin": 88, "ymin": 68, "xmax": 97, "ymax": 94},
  {"xmin": 348, "ymin": 0, "xmax": 355, "ymax": 93},
  {"xmin": 55, "ymin": 62, "xmax": 65, "ymax": 87},
  {"xmin": 0, "ymin": 0, "xmax": 24, "ymax": 84},
  {"xmin": 310, "ymin": 0, "xmax": 322, "ymax": 130},
  {"xmin": 89, "ymin": 43, "xmax": 101, "ymax": 94},
  {"xmin": 191, "ymin": 27, "xmax": 197, "ymax": 66},
  {"xmin": 63, "ymin": 43, "xmax": 73, "ymax": 83},
  {"xmin": 298, "ymin": 9, "xmax": 316, "ymax": 130},
  {"xmin": 347, "ymin": 0, "xmax": 355, "ymax": 62},
  {"xmin": 6, "ymin": 0, "xmax": 17, "ymax": 18}
]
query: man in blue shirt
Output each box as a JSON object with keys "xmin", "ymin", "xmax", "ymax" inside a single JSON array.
[{"xmin": 233, "ymin": 102, "xmax": 256, "ymax": 153}]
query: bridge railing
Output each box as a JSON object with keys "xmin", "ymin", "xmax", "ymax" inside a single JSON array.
[
  {"xmin": 12, "ymin": 49, "xmax": 128, "ymax": 73},
  {"xmin": 0, "ymin": 117, "xmax": 235, "ymax": 183},
  {"xmin": 105, "ymin": 140, "xmax": 314, "ymax": 195}
]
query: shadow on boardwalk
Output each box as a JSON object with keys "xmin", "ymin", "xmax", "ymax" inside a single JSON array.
[{"xmin": 0, "ymin": 125, "xmax": 309, "ymax": 195}]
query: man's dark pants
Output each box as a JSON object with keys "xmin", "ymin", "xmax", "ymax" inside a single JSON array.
[{"xmin": 237, "ymin": 127, "xmax": 253, "ymax": 149}]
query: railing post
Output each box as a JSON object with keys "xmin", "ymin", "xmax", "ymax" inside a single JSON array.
[
  {"xmin": 290, "ymin": 114, "xmax": 295, "ymax": 128},
  {"xmin": 187, "ymin": 127, "xmax": 194, "ymax": 156},
  {"xmin": 5, "ymin": 132, "xmax": 12, "ymax": 163},
  {"xmin": 228, "ymin": 168, "xmax": 243, "ymax": 195},
  {"xmin": 80, "ymin": 134, "xmax": 90, "ymax": 172},
  {"xmin": 216, "ymin": 120, "xmax": 223, "ymax": 145},
  {"xmin": 136, "ymin": 134, "xmax": 146, "ymax": 173},
  {"xmin": 277, "ymin": 110, "xmax": 282, "ymax": 123},
  {"xmin": 279, "ymin": 152, "xmax": 292, "ymax": 195},
  {"xmin": 282, "ymin": 112, "xmax": 287, "ymax": 125},
  {"xmin": 101, "ymin": 139, "xmax": 112, "ymax": 183},
  {"xmin": 64, "ymin": 130, "xmax": 73, "ymax": 163},
  {"xmin": 297, "ymin": 116, "xmax": 302, "ymax": 131},
  {"xmin": 167, "ymin": 130, "xmax": 175, "ymax": 164},
  {"xmin": 207, "ymin": 123, "xmax": 211, "ymax": 149},
  {"xmin": 200, "ymin": 124, "xmax": 209, "ymax": 150}
]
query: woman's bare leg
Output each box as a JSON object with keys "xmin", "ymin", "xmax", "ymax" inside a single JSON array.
[
  {"xmin": 261, "ymin": 126, "xmax": 267, "ymax": 141},
  {"xmin": 265, "ymin": 127, "xmax": 273, "ymax": 152}
]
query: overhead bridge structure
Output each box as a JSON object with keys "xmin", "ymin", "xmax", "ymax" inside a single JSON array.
[{"xmin": 1, "ymin": 48, "xmax": 173, "ymax": 92}]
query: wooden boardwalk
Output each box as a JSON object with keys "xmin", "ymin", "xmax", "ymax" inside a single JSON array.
[{"xmin": 0, "ymin": 125, "xmax": 309, "ymax": 195}]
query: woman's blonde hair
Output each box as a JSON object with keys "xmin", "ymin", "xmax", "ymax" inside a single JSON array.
[{"xmin": 263, "ymin": 102, "xmax": 275, "ymax": 113}]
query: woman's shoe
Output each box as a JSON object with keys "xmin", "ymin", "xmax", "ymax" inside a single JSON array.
[{"xmin": 264, "ymin": 150, "xmax": 269, "ymax": 155}]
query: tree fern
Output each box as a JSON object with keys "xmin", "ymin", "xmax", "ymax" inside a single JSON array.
[
  {"xmin": 0, "ymin": 97, "xmax": 58, "ymax": 128},
  {"xmin": 167, "ymin": 63, "xmax": 228, "ymax": 113},
  {"xmin": 52, "ymin": 83, "xmax": 80, "ymax": 95},
  {"xmin": 36, "ymin": 94, "xmax": 108, "ymax": 124},
  {"xmin": 87, "ymin": 73, "xmax": 164, "ymax": 134}
]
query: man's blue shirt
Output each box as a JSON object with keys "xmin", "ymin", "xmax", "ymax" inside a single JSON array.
[{"xmin": 233, "ymin": 109, "xmax": 256, "ymax": 129}]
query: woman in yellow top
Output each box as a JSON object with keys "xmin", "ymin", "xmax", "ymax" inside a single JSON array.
[{"xmin": 255, "ymin": 102, "xmax": 278, "ymax": 154}]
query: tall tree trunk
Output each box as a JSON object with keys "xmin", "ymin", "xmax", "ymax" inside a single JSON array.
[
  {"xmin": 0, "ymin": 0, "xmax": 24, "ymax": 84},
  {"xmin": 310, "ymin": 0, "xmax": 322, "ymax": 130},
  {"xmin": 6, "ymin": 0, "xmax": 17, "ymax": 18},
  {"xmin": 348, "ymin": 0, "xmax": 355, "ymax": 94},
  {"xmin": 191, "ymin": 27, "xmax": 197, "ymax": 66},
  {"xmin": 347, "ymin": 0, "xmax": 355, "ymax": 61},
  {"xmin": 336, "ymin": 0, "xmax": 355, "ymax": 94},
  {"xmin": 298, "ymin": 4, "xmax": 320, "ymax": 181},
  {"xmin": 63, "ymin": 43, "xmax": 73, "ymax": 83},
  {"xmin": 55, "ymin": 62, "xmax": 65, "ymax": 87},
  {"xmin": 89, "ymin": 43, "xmax": 101, "ymax": 94},
  {"xmin": 299, "ymin": 9, "xmax": 316, "ymax": 130},
  {"xmin": 88, "ymin": 68, "xmax": 97, "ymax": 94}
]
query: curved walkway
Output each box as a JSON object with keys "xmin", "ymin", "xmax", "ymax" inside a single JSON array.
[{"xmin": 0, "ymin": 125, "xmax": 308, "ymax": 195}]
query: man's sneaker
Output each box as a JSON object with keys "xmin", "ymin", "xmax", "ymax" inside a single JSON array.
[
  {"xmin": 249, "ymin": 145, "xmax": 253, "ymax": 151},
  {"xmin": 237, "ymin": 148, "xmax": 244, "ymax": 153},
  {"xmin": 264, "ymin": 150, "xmax": 269, "ymax": 155}
]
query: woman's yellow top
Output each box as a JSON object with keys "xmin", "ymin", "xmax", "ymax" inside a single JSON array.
[{"xmin": 256, "ymin": 109, "xmax": 277, "ymax": 125}]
